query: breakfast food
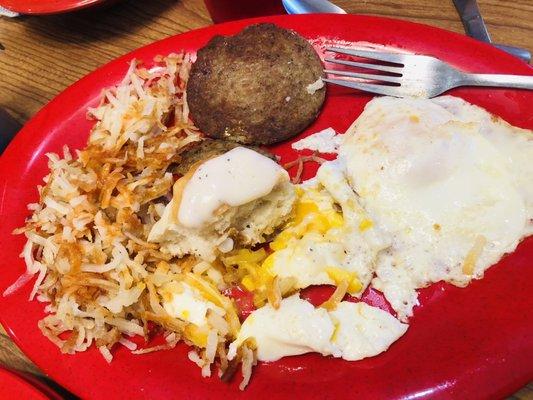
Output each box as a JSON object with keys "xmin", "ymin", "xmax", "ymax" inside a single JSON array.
[
  {"xmin": 148, "ymin": 146, "xmax": 296, "ymax": 261},
  {"xmin": 187, "ymin": 23, "xmax": 325, "ymax": 145},
  {"xmin": 174, "ymin": 139, "xmax": 276, "ymax": 175},
  {"xmin": 339, "ymin": 96, "xmax": 533, "ymax": 321},
  {"xmin": 260, "ymin": 167, "xmax": 389, "ymax": 294},
  {"xmin": 228, "ymin": 295, "xmax": 407, "ymax": 362},
  {"xmin": 5, "ymin": 31, "xmax": 532, "ymax": 393},
  {"xmin": 291, "ymin": 127, "xmax": 342, "ymax": 153}
]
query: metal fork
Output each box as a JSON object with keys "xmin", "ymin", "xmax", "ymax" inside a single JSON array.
[{"xmin": 324, "ymin": 47, "xmax": 533, "ymax": 98}]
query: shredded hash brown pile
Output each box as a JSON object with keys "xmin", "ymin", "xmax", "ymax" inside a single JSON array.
[{"xmin": 6, "ymin": 53, "xmax": 257, "ymax": 389}]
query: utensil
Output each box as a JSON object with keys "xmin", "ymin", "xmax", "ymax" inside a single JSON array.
[
  {"xmin": 1, "ymin": 15, "xmax": 532, "ymax": 400},
  {"xmin": 324, "ymin": 47, "xmax": 533, "ymax": 98},
  {"xmin": 453, "ymin": 0, "xmax": 531, "ymax": 63},
  {"xmin": 0, "ymin": 5, "xmax": 19, "ymax": 16},
  {"xmin": 284, "ymin": 0, "xmax": 531, "ymax": 63},
  {"xmin": 282, "ymin": 0, "xmax": 345, "ymax": 14}
]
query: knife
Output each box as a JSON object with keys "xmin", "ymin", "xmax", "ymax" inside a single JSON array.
[
  {"xmin": 282, "ymin": 0, "xmax": 345, "ymax": 15},
  {"xmin": 452, "ymin": 0, "xmax": 530, "ymax": 62}
]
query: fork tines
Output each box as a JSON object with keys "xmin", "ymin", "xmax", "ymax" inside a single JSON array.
[
  {"xmin": 323, "ymin": 47, "xmax": 406, "ymax": 97},
  {"xmin": 326, "ymin": 47, "xmax": 406, "ymax": 64}
]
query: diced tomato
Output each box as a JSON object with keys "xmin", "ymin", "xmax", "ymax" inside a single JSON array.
[{"xmin": 224, "ymin": 286, "xmax": 256, "ymax": 321}]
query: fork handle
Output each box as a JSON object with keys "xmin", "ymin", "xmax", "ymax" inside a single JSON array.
[{"xmin": 458, "ymin": 73, "xmax": 533, "ymax": 90}]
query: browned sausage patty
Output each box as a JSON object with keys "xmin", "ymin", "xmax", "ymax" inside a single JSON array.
[
  {"xmin": 187, "ymin": 23, "xmax": 325, "ymax": 145},
  {"xmin": 174, "ymin": 139, "xmax": 277, "ymax": 175}
]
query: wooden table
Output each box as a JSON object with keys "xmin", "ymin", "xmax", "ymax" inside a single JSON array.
[{"xmin": 0, "ymin": 0, "xmax": 531, "ymax": 398}]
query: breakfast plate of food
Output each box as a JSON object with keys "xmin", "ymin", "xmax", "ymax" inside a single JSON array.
[{"xmin": 0, "ymin": 14, "xmax": 531, "ymax": 400}]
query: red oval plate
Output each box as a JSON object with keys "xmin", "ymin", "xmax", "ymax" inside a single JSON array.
[
  {"xmin": 0, "ymin": 0, "xmax": 107, "ymax": 14},
  {"xmin": 0, "ymin": 14, "xmax": 532, "ymax": 400}
]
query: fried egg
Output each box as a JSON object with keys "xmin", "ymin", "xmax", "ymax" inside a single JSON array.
[
  {"xmin": 228, "ymin": 295, "xmax": 407, "ymax": 362},
  {"xmin": 227, "ymin": 295, "xmax": 335, "ymax": 361},
  {"xmin": 339, "ymin": 96, "xmax": 533, "ymax": 320},
  {"xmin": 261, "ymin": 165, "xmax": 389, "ymax": 296},
  {"xmin": 432, "ymin": 95, "xmax": 533, "ymax": 227},
  {"xmin": 329, "ymin": 301, "xmax": 408, "ymax": 361}
]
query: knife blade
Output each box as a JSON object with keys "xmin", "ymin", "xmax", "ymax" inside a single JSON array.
[
  {"xmin": 282, "ymin": 0, "xmax": 346, "ymax": 15},
  {"xmin": 452, "ymin": 0, "xmax": 530, "ymax": 62},
  {"xmin": 452, "ymin": 0, "xmax": 491, "ymax": 42}
]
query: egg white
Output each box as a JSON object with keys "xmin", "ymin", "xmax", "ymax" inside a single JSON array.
[
  {"xmin": 339, "ymin": 96, "xmax": 532, "ymax": 320},
  {"xmin": 268, "ymin": 167, "xmax": 390, "ymax": 294},
  {"xmin": 228, "ymin": 295, "xmax": 336, "ymax": 362},
  {"xmin": 228, "ymin": 295, "xmax": 407, "ymax": 362},
  {"xmin": 162, "ymin": 282, "xmax": 224, "ymax": 327},
  {"xmin": 329, "ymin": 301, "xmax": 408, "ymax": 361}
]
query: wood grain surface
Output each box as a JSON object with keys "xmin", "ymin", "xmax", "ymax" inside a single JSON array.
[{"xmin": 0, "ymin": 0, "xmax": 531, "ymax": 398}]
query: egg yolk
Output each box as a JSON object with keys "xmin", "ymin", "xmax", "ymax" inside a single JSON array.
[
  {"xmin": 325, "ymin": 267, "xmax": 362, "ymax": 294},
  {"xmin": 184, "ymin": 324, "xmax": 208, "ymax": 347},
  {"xmin": 358, "ymin": 219, "xmax": 373, "ymax": 231},
  {"xmin": 271, "ymin": 195, "xmax": 344, "ymax": 251},
  {"xmin": 221, "ymin": 189, "xmax": 363, "ymax": 306}
]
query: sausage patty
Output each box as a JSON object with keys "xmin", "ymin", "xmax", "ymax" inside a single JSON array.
[{"xmin": 187, "ymin": 23, "xmax": 325, "ymax": 145}]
